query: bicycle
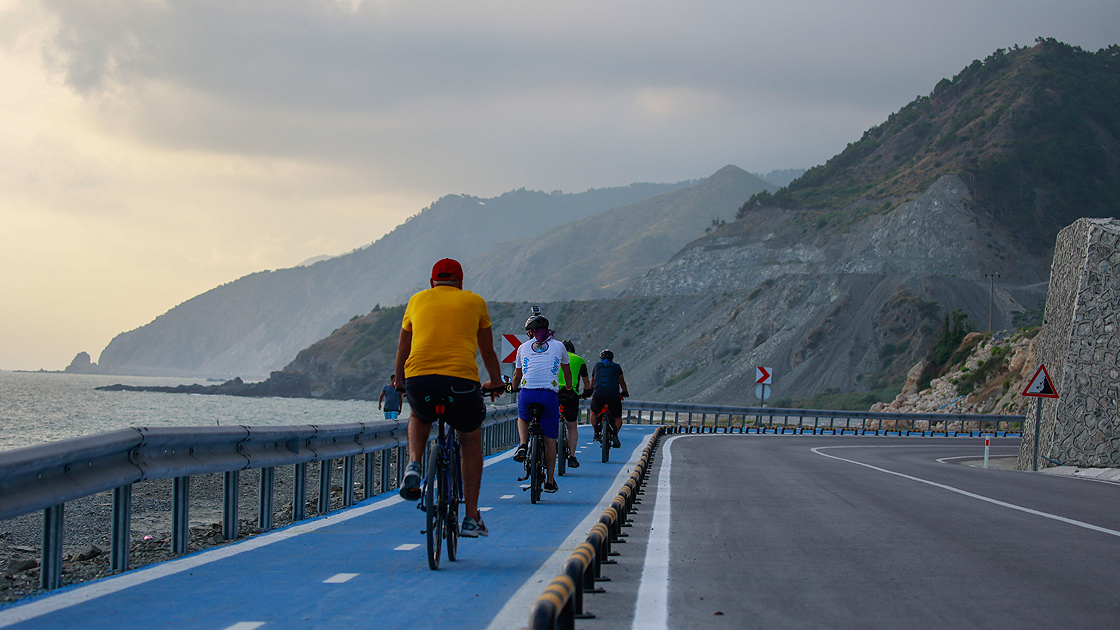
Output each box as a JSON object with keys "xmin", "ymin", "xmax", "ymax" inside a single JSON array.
[
  {"xmin": 557, "ymin": 402, "xmax": 569, "ymax": 477},
  {"xmin": 418, "ymin": 386, "xmax": 502, "ymax": 570},
  {"xmin": 517, "ymin": 402, "xmax": 547, "ymax": 504},
  {"xmin": 596, "ymin": 402, "xmax": 613, "ymax": 463}
]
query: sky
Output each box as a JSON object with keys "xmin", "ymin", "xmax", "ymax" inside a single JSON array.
[{"xmin": 1, "ymin": 0, "xmax": 1117, "ymax": 371}]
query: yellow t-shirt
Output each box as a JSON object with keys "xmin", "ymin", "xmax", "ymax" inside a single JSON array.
[{"xmin": 401, "ymin": 285, "xmax": 492, "ymax": 381}]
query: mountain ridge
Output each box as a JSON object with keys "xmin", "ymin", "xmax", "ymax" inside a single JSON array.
[
  {"xmin": 95, "ymin": 179, "xmax": 697, "ymax": 379},
  {"xmin": 94, "ymin": 39, "xmax": 1118, "ymax": 408},
  {"xmin": 466, "ymin": 165, "xmax": 775, "ymax": 301}
]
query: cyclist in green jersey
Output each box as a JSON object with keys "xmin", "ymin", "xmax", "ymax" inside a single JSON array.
[{"xmin": 558, "ymin": 340, "xmax": 592, "ymax": 468}]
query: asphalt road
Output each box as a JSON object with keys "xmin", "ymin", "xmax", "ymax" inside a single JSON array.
[{"xmin": 585, "ymin": 434, "xmax": 1120, "ymax": 630}]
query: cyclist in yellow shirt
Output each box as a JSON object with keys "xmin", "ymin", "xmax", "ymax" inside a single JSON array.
[{"xmin": 395, "ymin": 258, "xmax": 503, "ymax": 538}]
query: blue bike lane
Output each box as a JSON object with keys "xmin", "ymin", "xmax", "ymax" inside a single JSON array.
[{"xmin": 0, "ymin": 425, "xmax": 657, "ymax": 630}]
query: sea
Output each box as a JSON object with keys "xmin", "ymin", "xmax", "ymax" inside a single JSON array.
[{"xmin": 0, "ymin": 371, "xmax": 403, "ymax": 453}]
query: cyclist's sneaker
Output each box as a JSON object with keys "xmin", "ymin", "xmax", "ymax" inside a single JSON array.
[
  {"xmin": 542, "ymin": 481, "xmax": 559, "ymax": 493},
  {"xmin": 568, "ymin": 455, "xmax": 580, "ymax": 468},
  {"xmin": 612, "ymin": 435, "xmax": 621, "ymax": 448},
  {"xmin": 461, "ymin": 517, "xmax": 488, "ymax": 538},
  {"xmin": 398, "ymin": 461, "xmax": 423, "ymax": 501},
  {"xmin": 513, "ymin": 443, "xmax": 528, "ymax": 462},
  {"xmin": 593, "ymin": 431, "xmax": 601, "ymax": 442}
]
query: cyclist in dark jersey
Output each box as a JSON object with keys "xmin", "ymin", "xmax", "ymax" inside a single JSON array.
[{"xmin": 590, "ymin": 349, "xmax": 628, "ymax": 448}]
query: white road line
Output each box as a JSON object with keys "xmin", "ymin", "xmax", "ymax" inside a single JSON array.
[
  {"xmin": 479, "ymin": 507, "xmax": 493, "ymax": 512},
  {"xmin": 632, "ymin": 434, "xmax": 677, "ymax": 630},
  {"xmin": 394, "ymin": 544, "xmax": 421, "ymax": 551},
  {"xmin": 813, "ymin": 446, "xmax": 1120, "ymax": 538},
  {"xmin": 222, "ymin": 623, "xmax": 265, "ymax": 630},
  {"xmin": 936, "ymin": 454, "xmax": 1016, "ymax": 464},
  {"xmin": 500, "ymin": 494, "xmax": 515, "ymax": 499},
  {"xmin": 322, "ymin": 573, "xmax": 358, "ymax": 584}
]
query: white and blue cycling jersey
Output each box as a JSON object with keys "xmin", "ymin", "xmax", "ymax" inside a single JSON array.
[{"xmin": 515, "ymin": 338, "xmax": 570, "ymax": 391}]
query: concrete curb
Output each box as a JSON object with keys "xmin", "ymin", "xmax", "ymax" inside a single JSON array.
[{"xmin": 1040, "ymin": 465, "xmax": 1120, "ymax": 482}]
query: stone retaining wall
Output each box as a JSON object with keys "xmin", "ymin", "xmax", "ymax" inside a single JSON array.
[{"xmin": 1018, "ymin": 218, "xmax": 1120, "ymax": 469}]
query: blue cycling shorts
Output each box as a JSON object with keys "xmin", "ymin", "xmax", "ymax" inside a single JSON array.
[{"xmin": 517, "ymin": 388, "xmax": 560, "ymax": 439}]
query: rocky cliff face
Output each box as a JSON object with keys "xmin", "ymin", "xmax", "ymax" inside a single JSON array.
[
  {"xmin": 871, "ymin": 329, "xmax": 1039, "ymax": 415},
  {"xmin": 64, "ymin": 352, "xmax": 98, "ymax": 374},
  {"xmin": 632, "ymin": 175, "xmax": 1039, "ymax": 295}
]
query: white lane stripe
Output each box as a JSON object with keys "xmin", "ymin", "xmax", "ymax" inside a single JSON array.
[
  {"xmin": 484, "ymin": 431, "xmax": 656, "ymax": 630},
  {"xmin": 500, "ymin": 495, "xmax": 515, "ymax": 499},
  {"xmin": 632, "ymin": 434, "xmax": 678, "ymax": 630},
  {"xmin": 394, "ymin": 544, "xmax": 421, "ymax": 551},
  {"xmin": 222, "ymin": 623, "xmax": 265, "ymax": 630},
  {"xmin": 479, "ymin": 507, "xmax": 492, "ymax": 512},
  {"xmin": 322, "ymin": 573, "xmax": 358, "ymax": 584},
  {"xmin": 0, "ymin": 445, "xmax": 520, "ymax": 628},
  {"xmin": 812, "ymin": 446, "xmax": 1120, "ymax": 538}
]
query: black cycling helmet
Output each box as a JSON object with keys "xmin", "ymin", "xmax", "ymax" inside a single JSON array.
[
  {"xmin": 599, "ymin": 349, "xmax": 613, "ymax": 361},
  {"xmin": 525, "ymin": 315, "xmax": 549, "ymax": 332},
  {"xmin": 563, "ymin": 340, "xmax": 575, "ymax": 353}
]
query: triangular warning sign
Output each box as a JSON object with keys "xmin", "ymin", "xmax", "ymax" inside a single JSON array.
[{"xmin": 1022, "ymin": 364, "xmax": 1059, "ymax": 398}]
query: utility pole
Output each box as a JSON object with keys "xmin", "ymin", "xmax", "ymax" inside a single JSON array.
[{"xmin": 984, "ymin": 273, "xmax": 1001, "ymax": 332}]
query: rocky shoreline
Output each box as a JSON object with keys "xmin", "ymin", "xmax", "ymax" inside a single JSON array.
[{"xmin": 95, "ymin": 370, "xmax": 319, "ymax": 399}]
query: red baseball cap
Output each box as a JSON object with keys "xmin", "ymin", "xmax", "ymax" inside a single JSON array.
[{"xmin": 431, "ymin": 258, "xmax": 464, "ymax": 282}]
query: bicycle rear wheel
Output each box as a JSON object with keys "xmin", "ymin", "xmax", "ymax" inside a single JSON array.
[
  {"xmin": 557, "ymin": 421, "xmax": 567, "ymax": 477},
  {"xmin": 600, "ymin": 411, "xmax": 611, "ymax": 463},
  {"xmin": 529, "ymin": 435, "xmax": 542, "ymax": 504},
  {"xmin": 425, "ymin": 441, "xmax": 443, "ymax": 570},
  {"xmin": 445, "ymin": 441, "xmax": 460, "ymax": 561}
]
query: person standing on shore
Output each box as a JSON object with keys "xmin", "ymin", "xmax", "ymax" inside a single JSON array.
[
  {"xmin": 394, "ymin": 258, "xmax": 504, "ymax": 538},
  {"xmin": 378, "ymin": 374, "xmax": 401, "ymax": 420}
]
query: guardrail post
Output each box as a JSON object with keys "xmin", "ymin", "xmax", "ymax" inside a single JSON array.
[
  {"xmin": 223, "ymin": 470, "xmax": 240, "ymax": 540},
  {"xmin": 343, "ymin": 455, "xmax": 355, "ymax": 508},
  {"xmin": 40, "ymin": 504, "xmax": 63, "ymax": 590},
  {"xmin": 172, "ymin": 476, "xmax": 189, "ymax": 555},
  {"xmin": 293, "ymin": 463, "xmax": 307, "ymax": 521},
  {"xmin": 379, "ymin": 450, "xmax": 391, "ymax": 493},
  {"xmin": 259, "ymin": 467, "xmax": 274, "ymax": 531},
  {"xmin": 364, "ymin": 452, "xmax": 376, "ymax": 499},
  {"xmin": 111, "ymin": 484, "xmax": 132, "ymax": 572},
  {"xmin": 318, "ymin": 460, "xmax": 332, "ymax": 515},
  {"xmin": 397, "ymin": 445, "xmax": 407, "ymax": 486}
]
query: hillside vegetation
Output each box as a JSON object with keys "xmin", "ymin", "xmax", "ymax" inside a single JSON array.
[{"xmin": 739, "ymin": 39, "xmax": 1120, "ymax": 250}]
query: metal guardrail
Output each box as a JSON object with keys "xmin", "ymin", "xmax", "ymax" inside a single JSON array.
[
  {"xmin": 2, "ymin": 396, "xmax": 1023, "ymax": 595},
  {"xmin": 0, "ymin": 403, "xmax": 521, "ymax": 591},
  {"xmin": 610, "ymin": 400, "xmax": 1025, "ymax": 435}
]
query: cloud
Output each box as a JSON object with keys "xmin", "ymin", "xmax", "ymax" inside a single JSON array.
[
  {"xmin": 32, "ymin": 0, "xmax": 1120, "ymax": 195},
  {"xmin": 2, "ymin": 0, "xmax": 1118, "ymax": 369}
]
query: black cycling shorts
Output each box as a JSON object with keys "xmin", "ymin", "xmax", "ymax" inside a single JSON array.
[
  {"xmin": 558, "ymin": 389, "xmax": 580, "ymax": 424},
  {"xmin": 403, "ymin": 375, "xmax": 486, "ymax": 433},
  {"xmin": 590, "ymin": 396, "xmax": 622, "ymax": 421}
]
